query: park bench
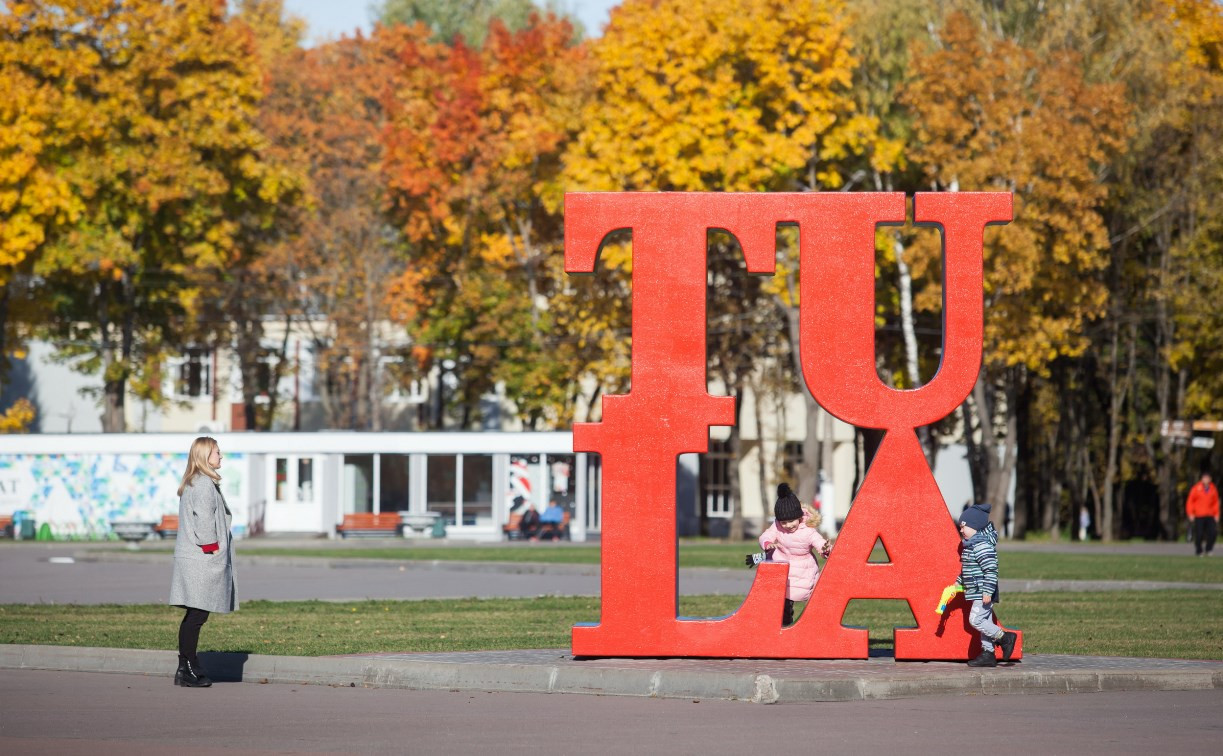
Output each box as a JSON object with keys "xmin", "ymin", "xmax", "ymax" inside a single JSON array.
[
  {"xmin": 155, "ymin": 515, "xmax": 179, "ymax": 539},
  {"xmin": 337, "ymin": 512, "xmax": 402, "ymax": 538}
]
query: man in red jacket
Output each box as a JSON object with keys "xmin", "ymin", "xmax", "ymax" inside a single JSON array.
[{"xmin": 1185, "ymin": 470, "xmax": 1219, "ymax": 556}]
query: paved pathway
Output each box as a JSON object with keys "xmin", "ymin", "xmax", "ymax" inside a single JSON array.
[{"xmin": 3, "ymin": 668, "xmax": 1220, "ymax": 754}]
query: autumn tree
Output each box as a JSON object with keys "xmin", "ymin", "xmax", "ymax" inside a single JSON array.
[
  {"xmin": 899, "ymin": 10, "xmax": 1129, "ymax": 534},
  {"xmin": 377, "ymin": 0, "xmax": 580, "ymax": 47},
  {"xmin": 190, "ymin": 0, "xmax": 312, "ymax": 432},
  {"xmin": 564, "ymin": 0, "xmax": 886, "ymax": 532},
  {"xmin": 1108, "ymin": 0, "xmax": 1223, "ymax": 538},
  {"xmin": 3, "ymin": 0, "xmax": 295, "ymax": 431},
  {"xmin": 383, "ymin": 14, "xmax": 590, "ymax": 429}
]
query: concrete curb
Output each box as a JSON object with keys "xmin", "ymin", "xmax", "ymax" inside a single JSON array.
[{"xmin": 3, "ymin": 644, "xmax": 1219, "ymax": 704}]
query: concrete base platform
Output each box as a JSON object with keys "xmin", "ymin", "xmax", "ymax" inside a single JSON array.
[{"xmin": 2, "ymin": 644, "xmax": 1218, "ymax": 704}]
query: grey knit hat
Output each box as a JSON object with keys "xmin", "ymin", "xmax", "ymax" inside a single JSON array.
[
  {"xmin": 774, "ymin": 483, "xmax": 803, "ymax": 522},
  {"xmin": 960, "ymin": 503, "xmax": 992, "ymax": 532}
]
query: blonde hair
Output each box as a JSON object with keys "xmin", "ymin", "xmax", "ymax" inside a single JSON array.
[
  {"xmin": 177, "ymin": 436, "xmax": 221, "ymax": 496},
  {"xmin": 802, "ymin": 503, "xmax": 823, "ymax": 531}
]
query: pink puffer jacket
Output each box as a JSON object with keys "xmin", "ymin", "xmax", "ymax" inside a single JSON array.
[{"xmin": 759, "ymin": 521, "xmax": 828, "ymax": 602}]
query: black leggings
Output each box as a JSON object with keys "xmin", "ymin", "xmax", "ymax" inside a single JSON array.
[{"xmin": 178, "ymin": 607, "xmax": 210, "ymax": 662}]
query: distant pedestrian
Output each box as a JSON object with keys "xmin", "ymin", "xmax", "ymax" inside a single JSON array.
[
  {"xmin": 747, "ymin": 483, "xmax": 831, "ymax": 627},
  {"xmin": 1079, "ymin": 507, "xmax": 1090, "ymax": 542},
  {"xmin": 957, "ymin": 503, "xmax": 1017, "ymax": 667},
  {"xmin": 168, "ymin": 436, "xmax": 238, "ymax": 688},
  {"xmin": 1185, "ymin": 470, "xmax": 1219, "ymax": 557}
]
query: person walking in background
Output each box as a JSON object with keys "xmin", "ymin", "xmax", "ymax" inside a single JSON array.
[
  {"xmin": 1185, "ymin": 469, "xmax": 1219, "ymax": 557},
  {"xmin": 748, "ymin": 483, "xmax": 831, "ymax": 627},
  {"xmin": 957, "ymin": 502, "xmax": 1017, "ymax": 667},
  {"xmin": 1079, "ymin": 506, "xmax": 1091, "ymax": 542},
  {"xmin": 169, "ymin": 437, "xmax": 239, "ymax": 687}
]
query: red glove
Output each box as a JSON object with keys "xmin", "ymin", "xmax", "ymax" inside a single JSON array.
[{"xmin": 200, "ymin": 542, "xmax": 219, "ymax": 554}]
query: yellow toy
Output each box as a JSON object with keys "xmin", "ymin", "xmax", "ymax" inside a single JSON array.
[{"xmin": 935, "ymin": 582, "xmax": 963, "ymax": 615}]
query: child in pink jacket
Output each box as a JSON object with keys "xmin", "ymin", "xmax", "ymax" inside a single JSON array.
[{"xmin": 750, "ymin": 483, "xmax": 831, "ymax": 626}]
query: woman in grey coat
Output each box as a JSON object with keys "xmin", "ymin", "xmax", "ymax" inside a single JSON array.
[{"xmin": 168, "ymin": 436, "xmax": 238, "ymax": 687}]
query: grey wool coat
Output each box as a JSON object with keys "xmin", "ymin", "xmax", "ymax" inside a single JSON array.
[{"xmin": 169, "ymin": 473, "xmax": 238, "ymax": 613}]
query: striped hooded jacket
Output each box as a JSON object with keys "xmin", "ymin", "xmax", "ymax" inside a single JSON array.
[{"xmin": 958, "ymin": 522, "xmax": 1000, "ymax": 602}]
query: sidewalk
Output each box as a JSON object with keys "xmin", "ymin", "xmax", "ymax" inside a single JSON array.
[{"xmin": 1, "ymin": 643, "xmax": 1218, "ymax": 704}]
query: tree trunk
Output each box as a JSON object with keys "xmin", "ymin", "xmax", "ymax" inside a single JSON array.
[
  {"xmin": 988, "ymin": 382, "xmax": 1018, "ymax": 534},
  {"xmin": 785, "ymin": 306, "xmax": 821, "ymax": 507},
  {"xmin": 893, "ymin": 234, "xmax": 935, "ymax": 466},
  {"xmin": 1012, "ymin": 374, "xmax": 1032, "ymax": 538},
  {"xmin": 727, "ymin": 391, "xmax": 745, "ymax": 541},
  {"xmin": 1100, "ymin": 319, "xmax": 1130, "ymax": 542},
  {"xmin": 0, "ymin": 282, "xmax": 9, "ymax": 390},
  {"xmin": 100, "ymin": 275, "xmax": 133, "ymax": 433}
]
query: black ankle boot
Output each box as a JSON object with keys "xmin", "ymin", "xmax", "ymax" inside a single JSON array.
[
  {"xmin": 179, "ymin": 659, "xmax": 212, "ymax": 688},
  {"xmin": 967, "ymin": 650, "xmax": 997, "ymax": 668},
  {"xmin": 174, "ymin": 657, "xmax": 188, "ymax": 686}
]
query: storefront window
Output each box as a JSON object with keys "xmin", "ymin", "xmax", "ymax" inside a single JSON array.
[
  {"xmin": 380, "ymin": 454, "xmax": 411, "ymax": 512},
  {"xmin": 298, "ymin": 458, "xmax": 313, "ymax": 502},
  {"xmin": 462, "ymin": 455, "xmax": 493, "ymax": 526},
  {"xmin": 427, "ymin": 455, "xmax": 456, "ymax": 524},
  {"xmin": 343, "ymin": 455, "xmax": 373, "ymax": 514}
]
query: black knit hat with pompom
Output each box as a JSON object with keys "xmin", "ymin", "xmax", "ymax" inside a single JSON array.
[{"xmin": 774, "ymin": 483, "xmax": 803, "ymax": 522}]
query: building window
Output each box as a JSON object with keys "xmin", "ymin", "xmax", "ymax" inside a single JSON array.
[
  {"xmin": 782, "ymin": 442, "xmax": 803, "ymax": 483},
  {"xmin": 170, "ymin": 348, "xmax": 211, "ymax": 399},
  {"xmin": 461, "ymin": 455, "xmax": 493, "ymax": 526},
  {"xmin": 701, "ymin": 441, "xmax": 733, "ymax": 519},
  {"xmin": 427, "ymin": 455, "xmax": 457, "ymax": 525}
]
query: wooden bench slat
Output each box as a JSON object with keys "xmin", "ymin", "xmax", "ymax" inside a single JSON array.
[{"xmin": 337, "ymin": 512, "xmax": 401, "ymax": 537}]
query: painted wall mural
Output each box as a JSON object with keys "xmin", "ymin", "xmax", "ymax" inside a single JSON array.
[{"xmin": 0, "ymin": 453, "xmax": 249, "ymax": 539}]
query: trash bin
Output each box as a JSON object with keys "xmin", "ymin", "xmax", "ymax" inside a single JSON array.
[
  {"xmin": 431, "ymin": 518, "xmax": 447, "ymax": 539},
  {"xmin": 12, "ymin": 510, "xmax": 35, "ymax": 540}
]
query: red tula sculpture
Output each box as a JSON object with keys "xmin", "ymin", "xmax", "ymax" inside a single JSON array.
[{"xmin": 564, "ymin": 192, "xmax": 1021, "ymax": 661}]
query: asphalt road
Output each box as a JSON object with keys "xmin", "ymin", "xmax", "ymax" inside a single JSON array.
[
  {"xmin": 0, "ymin": 543, "xmax": 754, "ymax": 604},
  {"xmin": 1, "ymin": 668, "xmax": 1219, "ymax": 755}
]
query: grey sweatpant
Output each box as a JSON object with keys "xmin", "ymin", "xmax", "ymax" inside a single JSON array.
[{"xmin": 969, "ymin": 599, "xmax": 1003, "ymax": 651}]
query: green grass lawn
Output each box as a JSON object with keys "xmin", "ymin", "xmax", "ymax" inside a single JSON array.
[
  {"xmin": 3, "ymin": 590, "xmax": 1220, "ymax": 660},
  {"xmin": 226, "ymin": 543, "xmax": 1223, "ymax": 584}
]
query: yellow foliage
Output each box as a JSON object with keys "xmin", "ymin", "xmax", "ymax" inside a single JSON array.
[
  {"xmin": 900, "ymin": 12, "xmax": 1129, "ymax": 374},
  {"xmin": 0, "ymin": 398, "xmax": 35, "ymax": 434},
  {"xmin": 566, "ymin": 0, "xmax": 879, "ymax": 193}
]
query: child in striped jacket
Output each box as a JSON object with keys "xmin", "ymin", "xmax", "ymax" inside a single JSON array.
[{"xmin": 958, "ymin": 503, "xmax": 1017, "ymax": 667}]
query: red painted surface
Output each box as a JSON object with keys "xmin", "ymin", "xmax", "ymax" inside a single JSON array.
[{"xmin": 565, "ymin": 192, "xmax": 1020, "ymax": 660}]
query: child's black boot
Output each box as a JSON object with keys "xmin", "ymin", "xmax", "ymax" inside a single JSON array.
[
  {"xmin": 967, "ymin": 650, "xmax": 997, "ymax": 667},
  {"xmin": 782, "ymin": 599, "xmax": 794, "ymax": 627},
  {"xmin": 998, "ymin": 631, "xmax": 1017, "ymax": 661}
]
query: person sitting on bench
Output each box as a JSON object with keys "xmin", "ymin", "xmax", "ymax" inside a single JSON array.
[
  {"xmin": 519, "ymin": 502, "xmax": 542, "ymax": 541},
  {"xmin": 539, "ymin": 499, "xmax": 565, "ymax": 540}
]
